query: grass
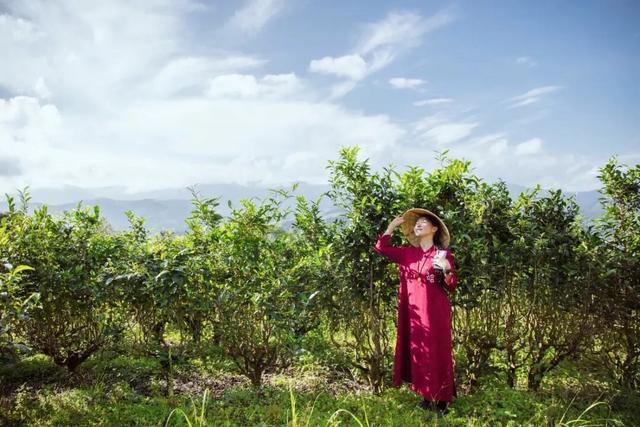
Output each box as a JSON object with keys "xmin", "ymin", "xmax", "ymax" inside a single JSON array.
[{"xmin": 0, "ymin": 348, "xmax": 637, "ymax": 426}]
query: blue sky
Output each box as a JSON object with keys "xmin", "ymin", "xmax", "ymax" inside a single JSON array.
[{"xmin": 1, "ymin": 0, "xmax": 638, "ymax": 193}]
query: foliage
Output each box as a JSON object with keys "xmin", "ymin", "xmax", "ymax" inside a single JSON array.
[
  {"xmin": 2, "ymin": 189, "xmax": 124, "ymax": 371},
  {"xmin": 209, "ymin": 184, "xmax": 324, "ymax": 386},
  {"xmin": 0, "ymin": 258, "xmax": 38, "ymax": 361},
  {"xmin": 0, "ymin": 149, "xmax": 638, "ymax": 426},
  {"xmin": 593, "ymin": 157, "xmax": 640, "ymax": 389},
  {"xmin": 324, "ymin": 146, "xmax": 402, "ymax": 392}
]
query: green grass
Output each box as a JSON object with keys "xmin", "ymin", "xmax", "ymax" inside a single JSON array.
[{"xmin": 0, "ymin": 351, "xmax": 636, "ymax": 426}]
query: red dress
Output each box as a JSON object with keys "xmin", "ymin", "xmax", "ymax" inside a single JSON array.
[{"xmin": 374, "ymin": 232, "xmax": 458, "ymax": 402}]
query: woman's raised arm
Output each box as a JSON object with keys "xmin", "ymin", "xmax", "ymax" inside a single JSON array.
[
  {"xmin": 374, "ymin": 216, "xmax": 406, "ymax": 264},
  {"xmin": 374, "ymin": 233, "xmax": 406, "ymax": 264}
]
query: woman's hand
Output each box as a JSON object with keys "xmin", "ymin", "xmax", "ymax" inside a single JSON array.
[
  {"xmin": 444, "ymin": 269, "xmax": 454, "ymax": 287},
  {"xmin": 386, "ymin": 215, "xmax": 405, "ymax": 234}
]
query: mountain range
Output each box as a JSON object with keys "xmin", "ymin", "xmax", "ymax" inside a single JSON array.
[{"xmin": 1, "ymin": 181, "xmax": 604, "ymax": 234}]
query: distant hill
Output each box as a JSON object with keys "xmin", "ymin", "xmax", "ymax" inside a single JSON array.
[
  {"xmin": 1, "ymin": 181, "xmax": 603, "ymax": 234},
  {"xmin": 0, "ymin": 182, "xmax": 337, "ymax": 234},
  {"xmin": 504, "ymin": 182, "xmax": 603, "ymax": 223}
]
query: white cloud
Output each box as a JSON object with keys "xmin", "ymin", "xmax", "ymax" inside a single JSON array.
[
  {"xmin": 0, "ymin": 157, "xmax": 22, "ymax": 177},
  {"xmin": 145, "ymin": 56, "xmax": 266, "ymax": 98},
  {"xmin": 505, "ymin": 85, "xmax": 562, "ymax": 109},
  {"xmin": 423, "ymin": 122, "xmax": 478, "ymax": 145},
  {"xmin": 0, "ymin": 1, "xmax": 410, "ymax": 192},
  {"xmin": 514, "ymin": 137, "xmax": 543, "ymax": 155},
  {"xmin": 356, "ymin": 9, "xmax": 454, "ymax": 73},
  {"xmin": 401, "ymin": 114, "xmax": 607, "ymax": 191},
  {"xmin": 0, "ymin": 96, "xmax": 63, "ymax": 188},
  {"xmin": 328, "ymin": 81, "xmax": 359, "ymax": 100},
  {"xmin": 390, "ymin": 130, "xmax": 606, "ymax": 191},
  {"xmin": 308, "ymin": 55, "xmax": 368, "ymax": 80},
  {"xmin": 413, "ymin": 98, "xmax": 452, "ymax": 106},
  {"xmin": 464, "ymin": 132, "xmax": 506, "ymax": 146},
  {"xmin": 226, "ymin": 0, "xmax": 285, "ymax": 34},
  {"xmin": 308, "ymin": 8, "xmax": 455, "ymax": 98},
  {"xmin": 0, "ymin": 13, "xmax": 43, "ymax": 43},
  {"xmin": 205, "ymin": 73, "xmax": 302, "ymax": 99},
  {"xmin": 0, "ymin": 93, "xmax": 406, "ymax": 191},
  {"xmin": 0, "ymin": 1, "xmax": 203, "ymax": 108},
  {"xmin": 0, "ymin": 2, "xmax": 617, "ymax": 195},
  {"xmin": 0, "ymin": 96, "xmax": 62, "ymax": 140},
  {"xmin": 356, "ymin": 10, "xmax": 453, "ymax": 58},
  {"xmin": 282, "ymin": 150, "xmax": 318, "ymax": 170},
  {"xmin": 516, "ymin": 56, "xmax": 538, "ymax": 67},
  {"xmin": 412, "ymin": 113, "xmax": 479, "ymax": 146},
  {"xmin": 389, "ymin": 77, "xmax": 426, "ymax": 89},
  {"xmin": 488, "ymin": 139, "xmax": 509, "ymax": 156},
  {"xmin": 33, "ymin": 77, "xmax": 52, "ymax": 99}
]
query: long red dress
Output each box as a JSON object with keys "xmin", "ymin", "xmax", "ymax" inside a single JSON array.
[{"xmin": 374, "ymin": 232, "xmax": 458, "ymax": 402}]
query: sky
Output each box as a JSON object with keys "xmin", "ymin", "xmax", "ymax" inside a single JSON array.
[{"xmin": 1, "ymin": 0, "xmax": 639, "ymax": 194}]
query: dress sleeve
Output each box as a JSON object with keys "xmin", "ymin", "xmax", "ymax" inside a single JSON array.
[
  {"xmin": 443, "ymin": 248, "xmax": 458, "ymax": 293},
  {"xmin": 374, "ymin": 232, "xmax": 405, "ymax": 264}
]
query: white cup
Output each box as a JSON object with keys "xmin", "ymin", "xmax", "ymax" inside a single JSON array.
[{"xmin": 433, "ymin": 249, "xmax": 447, "ymax": 270}]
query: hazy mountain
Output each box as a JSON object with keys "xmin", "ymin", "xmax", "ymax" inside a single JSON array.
[
  {"xmin": 1, "ymin": 182, "xmax": 338, "ymax": 234},
  {"xmin": 503, "ymin": 182, "xmax": 603, "ymax": 223},
  {"xmin": 1, "ymin": 181, "xmax": 603, "ymax": 233}
]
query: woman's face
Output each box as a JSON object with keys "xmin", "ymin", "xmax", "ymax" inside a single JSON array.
[{"xmin": 414, "ymin": 216, "xmax": 437, "ymax": 238}]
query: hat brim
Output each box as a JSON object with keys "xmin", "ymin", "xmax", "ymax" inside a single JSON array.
[{"xmin": 399, "ymin": 208, "xmax": 451, "ymax": 249}]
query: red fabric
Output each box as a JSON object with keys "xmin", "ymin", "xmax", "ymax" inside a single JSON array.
[{"xmin": 374, "ymin": 232, "xmax": 457, "ymax": 402}]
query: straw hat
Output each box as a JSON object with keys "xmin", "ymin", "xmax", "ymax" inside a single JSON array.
[{"xmin": 400, "ymin": 208, "xmax": 451, "ymax": 249}]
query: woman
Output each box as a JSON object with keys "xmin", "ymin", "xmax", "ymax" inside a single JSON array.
[{"xmin": 374, "ymin": 208, "xmax": 457, "ymax": 418}]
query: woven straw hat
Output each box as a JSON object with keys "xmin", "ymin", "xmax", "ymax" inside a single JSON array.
[{"xmin": 400, "ymin": 208, "xmax": 451, "ymax": 249}]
